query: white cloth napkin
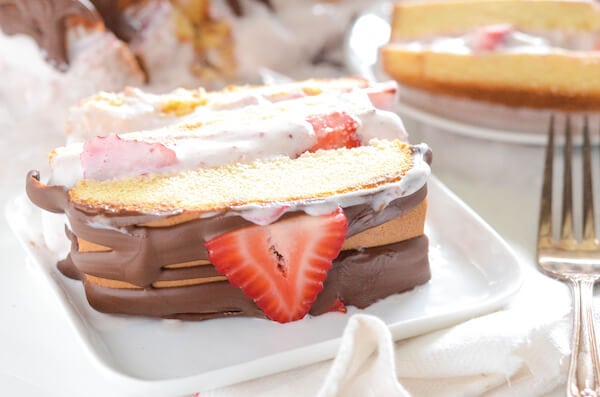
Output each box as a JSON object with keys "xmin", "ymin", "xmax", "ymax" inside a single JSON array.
[{"xmin": 203, "ymin": 266, "xmax": 573, "ymax": 397}]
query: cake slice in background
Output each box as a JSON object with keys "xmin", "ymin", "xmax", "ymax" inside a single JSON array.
[{"xmin": 381, "ymin": 0, "xmax": 600, "ymax": 110}]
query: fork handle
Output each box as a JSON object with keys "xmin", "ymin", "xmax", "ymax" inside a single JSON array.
[{"xmin": 567, "ymin": 277, "xmax": 600, "ymax": 397}]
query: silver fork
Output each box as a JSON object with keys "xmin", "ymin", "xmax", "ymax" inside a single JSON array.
[{"xmin": 537, "ymin": 116, "xmax": 600, "ymax": 397}]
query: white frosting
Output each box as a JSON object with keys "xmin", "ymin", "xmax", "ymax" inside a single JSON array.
[
  {"xmin": 49, "ymin": 143, "xmax": 85, "ymax": 186},
  {"xmin": 50, "ymin": 90, "xmax": 408, "ymax": 187},
  {"xmin": 66, "ymin": 87, "xmax": 207, "ymax": 143},
  {"xmin": 398, "ymin": 27, "xmax": 600, "ymax": 54}
]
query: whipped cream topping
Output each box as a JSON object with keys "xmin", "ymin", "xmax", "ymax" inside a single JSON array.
[
  {"xmin": 66, "ymin": 87, "xmax": 207, "ymax": 142},
  {"xmin": 50, "ymin": 90, "xmax": 407, "ymax": 187},
  {"xmin": 396, "ymin": 25, "xmax": 600, "ymax": 54},
  {"xmin": 66, "ymin": 79, "xmax": 397, "ymax": 143}
]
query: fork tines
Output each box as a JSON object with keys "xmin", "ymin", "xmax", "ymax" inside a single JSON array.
[{"xmin": 538, "ymin": 115, "xmax": 596, "ymax": 249}]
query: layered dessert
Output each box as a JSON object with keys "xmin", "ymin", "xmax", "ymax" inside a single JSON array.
[
  {"xmin": 0, "ymin": 0, "xmax": 374, "ymax": 133},
  {"xmin": 25, "ymin": 79, "xmax": 432, "ymax": 323},
  {"xmin": 381, "ymin": 0, "xmax": 600, "ymax": 110}
]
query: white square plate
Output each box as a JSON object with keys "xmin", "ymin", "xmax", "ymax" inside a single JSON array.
[{"xmin": 6, "ymin": 176, "xmax": 522, "ymax": 396}]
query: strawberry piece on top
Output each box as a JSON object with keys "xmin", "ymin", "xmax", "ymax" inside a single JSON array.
[
  {"xmin": 205, "ymin": 208, "xmax": 348, "ymax": 323},
  {"xmin": 471, "ymin": 24, "xmax": 513, "ymax": 52},
  {"xmin": 307, "ymin": 112, "xmax": 360, "ymax": 152}
]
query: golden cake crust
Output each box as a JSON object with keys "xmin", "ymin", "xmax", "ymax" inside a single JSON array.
[
  {"xmin": 381, "ymin": 48, "xmax": 600, "ymax": 109},
  {"xmin": 390, "ymin": 0, "xmax": 600, "ymax": 40}
]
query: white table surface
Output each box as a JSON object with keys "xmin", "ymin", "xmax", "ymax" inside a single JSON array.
[{"xmin": 0, "ymin": 102, "xmax": 573, "ymax": 396}]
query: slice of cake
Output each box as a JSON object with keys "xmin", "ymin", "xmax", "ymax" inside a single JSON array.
[
  {"xmin": 381, "ymin": 0, "xmax": 600, "ymax": 110},
  {"xmin": 26, "ymin": 79, "xmax": 432, "ymax": 323},
  {"xmin": 27, "ymin": 139, "xmax": 431, "ymax": 322}
]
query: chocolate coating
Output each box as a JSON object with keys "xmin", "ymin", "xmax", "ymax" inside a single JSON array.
[
  {"xmin": 26, "ymin": 170, "xmax": 431, "ymax": 320},
  {"xmin": 311, "ymin": 236, "xmax": 430, "ymax": 314},
  {"xmin": 226, "ymin": 0, "xmax": 274, "ymax": 17},
  {"xmin": 0, "ymin": 0, "xmax": 100, "ymax": 68},
  {"xmin": 26, "ymin": 171, "xmax": 69, "ymax": 213},
  {"xmin": 80, "ymin": 236, "xmax": 430, "ymax": 320}
]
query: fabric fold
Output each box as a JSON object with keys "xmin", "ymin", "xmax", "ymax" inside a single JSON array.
[{"xmin": 202, "ymin": 268, "xmax": 572, "ymax": 397}]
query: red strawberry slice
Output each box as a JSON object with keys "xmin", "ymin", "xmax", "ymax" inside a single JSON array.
[
  {"xmin": 205, "ymin": 208, "xmax": 348, "ymax": 323},
  {"xmin": 326, "ymin": 298, "xmax": 347, "ymax": 314},
  {"xmin": 471, "ymin": 24, "xmax": 513, "ymax": 52},
  {"xmin": 307, "ymin": 112, "xmax": 360, "ymax": 152}
]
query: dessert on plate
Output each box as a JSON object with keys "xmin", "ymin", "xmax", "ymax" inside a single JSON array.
[
  {"xmin": 381, "ymin": 0, "xmax": 600, "ymax": 110},
  {"xmin": 25, "ymin": 79, "xmax": 432, "ymax": 323}
]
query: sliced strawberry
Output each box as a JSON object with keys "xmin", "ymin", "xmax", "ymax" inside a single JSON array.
[
  {"xmin": 205, "ymin": 208, "xmax": 348, "ymax": 323},
  {"xmin": 471, "ymin": 24, "xmax": 513, "ymax": 52},
  {"xmin": 307, "ymin": 112, "xmax": 360, "ymax": 152}
]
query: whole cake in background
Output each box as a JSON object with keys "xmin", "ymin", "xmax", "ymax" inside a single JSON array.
[
  {"xmin": 26, "ymin": 78, "xmax": 432, "ymax": 323},
  {"xmin": 0, "ymin": 0, "xmax": 374, "ymax": 134},
  {"xmin": 381, "ymin": 0, "xmax": 600, "ymax": 110}
]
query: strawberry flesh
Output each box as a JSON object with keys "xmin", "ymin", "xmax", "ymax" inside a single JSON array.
[
  {"xmin": 326, "ymin": 298, "xmax": 347, "ymax": 314},
  {"xmin": 205, "ymin": 208, "xmax": 348, "ymax": 323},
  {"xmin": 471, "ymin": 24, "xmax": 513, "ymax": 52},
  {"xmin": 307, "ymin": 112, "xmax": 360, "ymax": 152}
]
